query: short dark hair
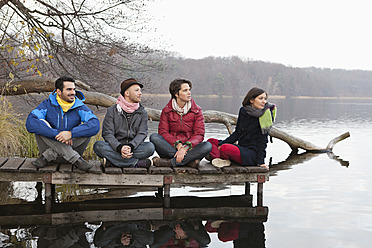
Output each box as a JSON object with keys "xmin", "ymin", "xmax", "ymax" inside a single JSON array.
[
  {"xmin": 242, "ymin": 87, "xmax": 267, "ymax": 106},
  {"xmin": 169, "ymin": 78, "xmax": 192, "ymax": 99},
  {"xmin": 55, "ymin": 76, "xmax": 75, "ymax": 91}
]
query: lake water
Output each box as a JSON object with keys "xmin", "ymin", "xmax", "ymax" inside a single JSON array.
[{"xmin": 1, "ymin": 96, "xmax": 372, "ymax": 247}]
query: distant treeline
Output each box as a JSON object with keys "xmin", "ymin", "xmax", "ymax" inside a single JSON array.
[{"xmin": 149, "ymin": 56, "xmax": 372, "ymax": 97}]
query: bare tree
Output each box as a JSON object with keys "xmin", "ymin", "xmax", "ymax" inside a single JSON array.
[{"xmin": 0, "ymin": 0, "xmax": 166, "ymax": 92}]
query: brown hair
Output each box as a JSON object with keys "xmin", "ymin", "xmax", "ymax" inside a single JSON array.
[
  {"xmin": 169, "ymin": 78, "xmax": 192, "ymax": 99},
  {"xmin": 242, "ymin": 87, "xmax": 267, "ymax": 106}
]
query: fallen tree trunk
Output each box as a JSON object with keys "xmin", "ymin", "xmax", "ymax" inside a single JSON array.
[{"xmin": 2, "ymin": 80, "xmax": 350, "ymax": 153}]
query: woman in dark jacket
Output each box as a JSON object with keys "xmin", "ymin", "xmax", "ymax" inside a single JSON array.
[
  {"xmin": 207, "ymin": 87, "xmax": 276, "ymax": 169},
  {"xmin": 150, "ymin": 78, "xmax": 212, "ymax": 168}
]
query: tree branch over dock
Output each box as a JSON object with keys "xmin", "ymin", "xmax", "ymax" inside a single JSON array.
[{"xmin": 2, "ymin": 80, "xmax": 350, "ymax": 153}]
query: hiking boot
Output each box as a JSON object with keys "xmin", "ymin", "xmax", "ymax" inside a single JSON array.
[
  {"xmin": 188, "ymin": 159, "xmax": 200, "ymax": 168},
  {"xmin": 134, "ymin": 159, "xmax": 152, "ymax": 168},
  {"xmin": 32, "ymin": 155, "xmax": 48, "ymax": 168},
  {"xmin": 152, "ymin": 157, "xmax": 172, "ymax": 167},
  {"xmin": 73, "ymin": 157, "xmax": 92, "ymax": 171},
  {"xmin": 212, "ymin": 158, "xmax": 231, "ymax": 168}
]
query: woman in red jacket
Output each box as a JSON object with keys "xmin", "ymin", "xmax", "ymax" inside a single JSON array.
[{"xmin": 150, "ymin": 78, "xmax": 212, "ymax": 168}]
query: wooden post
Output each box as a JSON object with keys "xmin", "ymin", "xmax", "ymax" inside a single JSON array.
[
  {"xmin": 245, "ymin": 182, "xmax": 251, "ymax": 195},
  {"xmin": 43, "ymin": 174, "xmax": 52, "ymax": 213},
  {"xmin": 35, "ymin": 182, "xmax": 43, "ymax": 205},
  {"xmin": 163, "ymin": 176, "xmax": 172, "ymax": 208},
  {"xmin": 45, "ymin": 183, "xmax": 52, "ymax": 213},
  {"xmin": 157, "ymin": 187, "xmax": 163, "ymax": 198},
  {"xmin": 257, "ymin": 183, "xmax": 263, "ymax": 207}
]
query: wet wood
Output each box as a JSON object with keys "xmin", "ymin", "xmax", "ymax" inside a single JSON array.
[
  {"xmin": 51, "ymin": 172, "xmax": 164, "ymax": 186},
  {"xmin": 0, "ymin": 157, "xmax": 8, "ymax": 167},
  {"xmin": 198, "ymin": 162, "xmax": 222, "ymax": 174},
  {"xmin": 104, "ymin": 167, "xmax": 122, "ymax": 174},
  {"xmin": 38, "ymin": 163, "xmax": 58, "ymax": 172},
  {"xmin": 18, "ymin": 158, "xmax": 38, "ymax": 172},
  {"xmin": 59, "ymin": 163, "xmax": 73, "ymax": 173},
  {"xmin": 51, "ymin": 208, "xmax": 164, "ymax": 225},
  {"xmin": 0, "ymin": 157, "xmax": 25, "ymax": 172},
  {"xmin": 149, "ymin": 166, "xmax": 173, "ymax": 174},
  {"xmin": 122, "ymin": 167, "xmax": 148, "ymax": 174}
]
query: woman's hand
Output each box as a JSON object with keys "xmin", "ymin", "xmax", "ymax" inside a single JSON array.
[
  {"xmin": 259, "ymin": 164, "xmax": 269, "ymax": 170},
  {"xmin": 175, "ymin": 143, "xmax": 187, "ymax": 163}
]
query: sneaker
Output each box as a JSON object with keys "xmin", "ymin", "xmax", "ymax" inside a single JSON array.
[
  {"xmin": 134, "ymin": 159, "xmax": 152, "ymax": 168},
  {"xmin": 152, "ymin": 157, "xmax": 173, "ymax": 167},
  {"xmin": 73, "ymin": 157, "xmax": 93, "ymax": 171},
  {"xmin": 188, "ymin": 159, "xmax": 200, "ymax": 168},
  {"xmin": 32, "ymin": 155, "xmax": 48, "ymax": 168},
  {"xmin": 212, "ymin": 158, "xmax": 231, "ymax": 168},
  {"xmin": 205, "ymin": 154, "xmax": 212, "ymax": 162}
]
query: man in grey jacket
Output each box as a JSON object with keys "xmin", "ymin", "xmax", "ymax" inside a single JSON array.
[{"xmin": 93, "ymin": 78, "xmax": 154, "ymax": 168}]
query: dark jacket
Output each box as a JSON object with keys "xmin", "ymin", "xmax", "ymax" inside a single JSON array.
[
  {"xmin": 158, "ymin": 98, "xmax": 205, "ymax": 148},
  {"xmin": 94, "ymin": 223, "xmax": 154, "ymax": 248},
  {"xmin": 220, "ymin": 107, "xmax": 268, "ymax": 165},
  {"xmin": 102, "ymin": 104, "xmax": 148, "ymax": 152},
  {"xmin": 26, "ymin": 90, "xmax": 100, "ymax": 139}
]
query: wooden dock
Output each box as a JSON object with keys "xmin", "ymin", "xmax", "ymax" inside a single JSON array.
[{"xmin": 0, "ymin": 157, "xmax": 269, "ymax": 212}]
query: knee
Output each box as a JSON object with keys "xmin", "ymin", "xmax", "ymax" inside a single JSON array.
[
  {"xmin": 200, "ymin": 141, "xmax": 212, "ymax": 153},
  {"xmin": 219, "ymin": 144, "xmax": 229, "ymax": 155},
  {"xmin": 143, "ymin": 142, "xmax": 155, "ymax": 156},
  {"xmin": 93, "ymin": 141, "xmax": 105, "ymax": 152},
  {"xmin": 149, "ymin": 133, "xmax": 161, "ymax": 143}
]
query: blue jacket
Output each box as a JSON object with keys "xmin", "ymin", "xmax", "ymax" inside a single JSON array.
[{"xmin": 26, "ymin": 90, "xmax": 100, "ymax": 139}]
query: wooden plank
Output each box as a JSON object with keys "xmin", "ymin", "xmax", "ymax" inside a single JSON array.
[
  {"xmin": 51, "ymin": 172, "xmax": 164, "ymax": 186},
  {"xmin": 149, "ymin": 166, "xmax": 173, "ymax": 174},
  {"xmin": 166, "ymin": 206, "xmax": 268, "ymax": 221},
  {"xmin": 0, "ymin": 157, "xmax": 25, "ymax": 172},
  {"xmin": 172, "ymin": 173, "xmax": 269, "ymax": 184},
  {"xmin": 222, "ymin": 164, "xmax": 248, "ymax": 174},
  {"xmin": 122, "ymin": 167, "xmax": 147, "ymax": 174},
  {"xmin": 51, "ymin": 208, "xmax": 164, "ymax": 225},
  {"xmin": 0, "ymin": 157, "xmax": 8, "ymax": 168},
  {"xmin": 18, "ymin": 158, "xmax": 38, "ymax": 172},
  {"xmin": 87, "ymin": 160, "xmax": 102, "ymax": 174},
  {"xmin": 104, "ymin": 167, "xmax": 122, "ymax": 174},
  {"xmin": 38, "ymin": 163, "xmax": 58, "ymax": 172},
  {"xmin": 245, "ymin": 166, "xmax": 269, "ymax": 173},
  {"xmin": 0, "ymin": 214, "xmax": 52, "ymax": 228},
  {"xmin": 0, "ymin": 171, "xmax": 45, "ymax": 182},
  {"xmin": 59, "ymin": 163, "xmax": 73, "ymax": 173},
  {"xmin": 198, "ymin": 161, "xmax": 221, "ymax": 174},
  {"xmin": 173, "ymin": 167, "xmax": 198, "ymax": 174}
]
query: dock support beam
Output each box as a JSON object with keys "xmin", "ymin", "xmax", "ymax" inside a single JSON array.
[{"xmin": 163, "ymin": 176, "xmax": 172, "ymax": 208}]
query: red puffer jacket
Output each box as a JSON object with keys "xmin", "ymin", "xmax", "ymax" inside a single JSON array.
[{"xmin": 158, "ymin": 98, "xmax": 205, "ymax": 148}]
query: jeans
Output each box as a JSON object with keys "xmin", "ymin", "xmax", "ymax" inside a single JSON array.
[
  {"xmin": 93, "ymin": 141, "xmax": 154, "ymax": 167},
  {"xmin": 35, "ymin": 134, "xmax": 90, "ymax": 164},
  {"xmin": 150, "ymin": 133, "xmax": 212, "ymax": 167}
]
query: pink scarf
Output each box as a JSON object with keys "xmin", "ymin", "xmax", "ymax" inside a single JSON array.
[{"xmin": 116, "ymin": 95, "xmax": 139, "ymax": 113}]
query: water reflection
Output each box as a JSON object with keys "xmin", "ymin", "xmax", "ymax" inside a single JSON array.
[{"xmin": 0, "ymin": 194, "xmax": 268, "ymax": 247}]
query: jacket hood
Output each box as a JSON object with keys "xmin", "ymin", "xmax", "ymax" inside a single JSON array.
[{"xmin": 49, "ymin": 90, "xmax": 86, "ymax": 109}]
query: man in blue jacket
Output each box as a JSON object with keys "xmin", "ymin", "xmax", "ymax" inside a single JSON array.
[{"xmin": 26, "ymin": 76, "xmax": 100, "ymax": 171}]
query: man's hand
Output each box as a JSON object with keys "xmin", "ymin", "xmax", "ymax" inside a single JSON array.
[
  {"xmin": 120, "ymin": 232, "xmax": 132, "ymax": 245},
  {"xmin": 121, "ymin": 145, "xmax": 133, "ymax": 159},
  {"xmin": 55, "ymin": 131, "xmax": 72, "ymax": 145}
]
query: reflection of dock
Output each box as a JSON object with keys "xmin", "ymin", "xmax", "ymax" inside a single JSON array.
[
  {"xmin": 0, "ymin": 195, "xmax": 268, "ymax": 228},
  {"xmin": 0, "ymin": 158, "xmax": 269, "ymax": 212}
]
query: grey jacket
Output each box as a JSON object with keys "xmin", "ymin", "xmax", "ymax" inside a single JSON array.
[{"xmin": 102, "ymin": 104, "xmax": 148, "ymax": 152}]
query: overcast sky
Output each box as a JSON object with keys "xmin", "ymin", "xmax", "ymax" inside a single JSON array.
[{"xmin": 144, "ymin": 0, "xmax": 372, "ymax": 71}]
